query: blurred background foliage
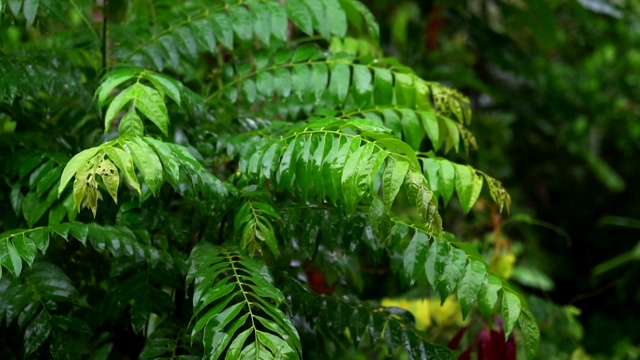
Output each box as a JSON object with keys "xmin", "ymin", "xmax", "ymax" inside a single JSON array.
[{"xmin": 362, "ymin": 0, "xmax": 640, "ymax": 358}]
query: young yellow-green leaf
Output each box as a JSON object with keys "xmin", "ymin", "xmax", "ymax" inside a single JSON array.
[
  {"xmin": 96, "ymin": 159, "xmax": 119, "ymax": 203},
  {"xmin": 454, "ymin": 164, "xmax": 483, "ymax": 213},
  {"xmin": 124, "ymin": 137, "xmax": 164, "ymax": 195},
  {"xmin": 118, "ymin": 110, "xmax": 144, "ymax": 136},
  {"xmin": 58, "ymin": 147, "xmax": 102, "ymax": 197},
  {"xmin": 502, "ymin": 289, "xmax": 522, "ymax": 339},
  {"xmin": 382, "ymin": 159, "xmax": 409, "ymax": 210},
  {"xmin": 104, "ymin": 146, "xmax": 141, "ymax": 194},
  {"xmin": 104, "ymin": 85, "xmax": 135, "ymax": 132},
  {"xmin": 131, "ymin": 83, "xmax": 169, "ymax": 137},
  {"xmin": 96, "ymin": 67, "xmax": 140, "ymax": 108},
  {"xmin": 519, "ymin": 308, "xmax": 540, "ymax": 359},
  {"xmin": 478, "ymin": 273, "xmax": 501, "ymax": 321},
  {"xmin": 457, "ymin": 260, "xmax": 486, "ymax": 319}
]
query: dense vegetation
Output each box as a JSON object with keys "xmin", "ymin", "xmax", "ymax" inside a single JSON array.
[{"xmin": 0, "ymin": 0, "xmax": 637, "ymax": 359}]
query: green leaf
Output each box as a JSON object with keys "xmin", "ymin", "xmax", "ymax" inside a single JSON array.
[
  {"xmin": 143, "ymin": 72, "xmax": 181, "ymax": 105},
  {"xmin": 382, "ymin": 159, "xmax": 408, "ymax": 210},
  {"xmin": 454, "ymin": 164, "xmax": 483, "ymax": 213},
  {"xmin": 478, "ymin": 274, "xmax": 501, "ymax": 321},
  {"xmin": 24, "ymin": 310, "xmax": 51, "ymax": 355},
  {"xmin": 131, "ymin": 83, "xmax": 170, "ymax": 136},
  {"xmin": 104, "ymin": 146, "xmax": 141, "ymax": 194},
  {"xmin": 28, "ymin": 228, "xmax": 49, "ymax": 252},
  {"xmin": 286, "ymin": 0, "xmax": 313, "ymax": 36},
  {"xmin": 104, "ymin": 85, "xmax": 135, "ymax": 132},
  {"xmin": 96, "ymin": 68, "xmax": 140, "ymax": 109},
  {"xmin": 304, "ymin": 0, "xmax": 328, "ymax": 38},
  {"xmin": 501, "ymin": 289, "xmax": 521, "ymax": 339},
  {"xmin": 457, "ymin": 260, "xmax": 486, "ymax": 319},
  {"xmin": 342, "ymin": 142, "xmax": 374, "ymax": 213},
  {"xmin": 425, "ymin": 237, "xmax": 447, "ymax": 290},
  {"xmin": 13, "ymin": 233, "xmax": 37, "ymax": 267},
  {"xmin": 420, "ymin": 111, "xmax": 440, "ymax": 149},
  {"xmin": 58, "ymin": 147, "xmax": 102, "ymax": 196},
  {"xmin": 437, "ymin": 247, "xmax": 466, "ymax": 301},
  {"xmin": 256, "ymin": 71, "xmax": 274, "ymax": 98},
  {"xmin": 174, "ymin": 26, "xmax": 198, "ymax": 61},
  {"xmin": 519, "ymin": 308, "xmax": 540, "ymax": 359},
  {"xmin": 292, "ymin": 64, "xmax": 311, "ymax": 101},
  {"xmin": 405, "ymin": 170, "xmax": 439, "ymax": 230},
  {"xmin": 125, "ymin": 137, "xmax": 164, "ymax": 194},
  {"xmin": 311, "ymin": 63, "xmax": 329, "ymax": 103},
  {"xmin": 22, "ymin": 191, "xmax": 51, "ymax": 227},
  {"xmin": 192, "ymin": 18, "xmax": 217, "ymax": 54},
  {"xmin": 295, "ymin": 136, "xmax": 314, "ymax": 200},
  {"xmin": 143, "ymin": 137, "xmax": 181, "ymax": 187},
  {"xmin": 211, "ymin": 12, "xmax": 234, "ymax": 49},
  {"xmin": 118, "ymin": 110, "xmax": 144, "ymax": 136},
  {"xmin": 329, "ymin": 63, "xmax": 350, "ymax": 105},
  {"xmin": 440, "ymin": 116, "xmax": 460, "ymax": 152},
  {"xmin": 0, "ymin": 238, "xmax": 22, "ymax": 277},
  {"xmin": 230, "ymin": 5, "xmax": 253, "ymax": 42},
  {"xmin": 373, "ymin": 68, "xmax": 392, "ymax": 106},
  {"xmin": 22, "ymin": 0, "xmax": 39, "ymax": 25},
  {"xmin": 437, "ymin": 159, "xmax": 455, "ymax": 205},
  {"xmin": 266, "ymin": 2, "xmax": 288, "ymax": 42},
  {"xmin": 402, "ymin": 231, "xmax": 429, "ymax": 284},
  {"xmin": 324, "ymin": 0, "xmax": 347, "ymax": 37},
  {"xmin": 352, "ymin": 64, "xmax": 373, "ymax": 107},
  {"xmin": 250, "ymin": 1, "xmax": 271, "ymax": 46},
  {"xmin": 395, "ymin": 73, "xmax": 415, "ymax": 108},
  {"xmin": 400, "ymin": 109, "xmax": 423, "ymax": 150}
]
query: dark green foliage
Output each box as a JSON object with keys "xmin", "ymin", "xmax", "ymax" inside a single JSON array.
[{"xmin": 0, "ymin": 0, "xmax": 539, "ymax": 358}]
